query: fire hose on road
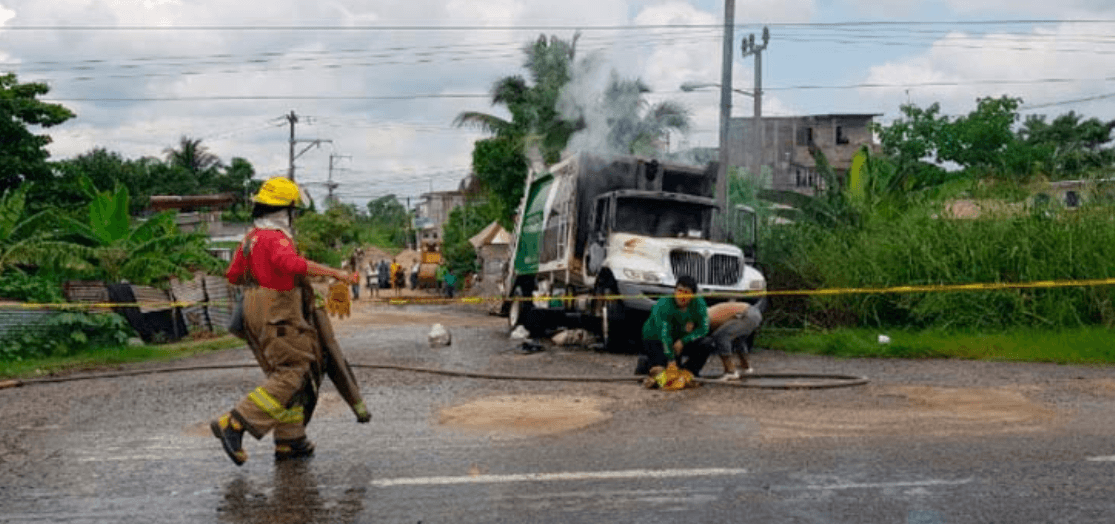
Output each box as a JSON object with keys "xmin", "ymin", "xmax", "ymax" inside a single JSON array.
[{"xmin": 0, "ymin": 361, "xmax": 869, "ymax": 390}]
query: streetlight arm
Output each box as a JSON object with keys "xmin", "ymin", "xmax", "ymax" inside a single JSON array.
[{"xmin": 679, "ymin": 81, "xmax": 754, "ymax": 97}]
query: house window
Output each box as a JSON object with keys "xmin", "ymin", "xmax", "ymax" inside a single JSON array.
[
  {"xmin": 796, "ymin": 126, "xmax": 814, "ymax": 146},
  {"xmin": 836, "ymin": 125, "xmax": 849, "ymax": 145},
  {"xmin": 1065, "ymin": 190, "xmax": 1080, "ymax": 208}
]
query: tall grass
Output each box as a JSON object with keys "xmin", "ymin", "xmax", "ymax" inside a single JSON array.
[{"xmin": 761, "ymin": 203, "xmax": 1115, "ymax": 330}]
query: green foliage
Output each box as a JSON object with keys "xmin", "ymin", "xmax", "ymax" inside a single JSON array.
[
  {"xmin": 56, "ymin": 181, "xmax": 223, "ymax": 285},
  {"xmin": 596, "ymin": 72, "xmax": 691, "ymax": 155},
  {"xmin": 763, "ymin": 204, "xmax": 1115, "ymax": 330},
  {"xmin": 0, "ymin": 270, "xmax": 63, "ymax": 302},
  {"xmin": 761, "ymin": 326, "xmax": 1115, "ymax": 364},
  {"xmin": 472, "ymin": 137, "xmax": 529, "ymax": 222},
  {"xmin": 441, "ymin": 199, "xmax": 504, "ymax": 276},
  {"xmin": 0, "ymin": 311, "xmax": 134, "ymax": 362},
  {"xmin": 1017, "ymin": 111, "xmax": 1115, "ymax": 179},
  {"xmin": 0, "ymin": 73, "xmax": 76, "ymax": 195},
  {"xmin": 46, "ymin": 142, "xmax": 256, "ymax": 216},
  {"xmin": 0, "ymin": 184, "xmax": 89, "ymax": 274},
  {"xmin": 294, "ymin": 205, "xmax": 359, "ymax": 266}
]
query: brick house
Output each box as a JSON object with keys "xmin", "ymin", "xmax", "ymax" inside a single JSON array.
[{"xmin": 727, "ymin": 114, "xmax": 881, "ymax": 194}]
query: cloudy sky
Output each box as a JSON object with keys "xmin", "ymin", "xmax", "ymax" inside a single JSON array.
[{"xmin": 2, "ymin": 0, "xmax": 1113, "ymax": 208}]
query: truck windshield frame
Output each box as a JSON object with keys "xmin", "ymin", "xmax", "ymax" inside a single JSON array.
[{"xmin": 612, "ymin": 196, "xmax": 713, "ymax": 239}]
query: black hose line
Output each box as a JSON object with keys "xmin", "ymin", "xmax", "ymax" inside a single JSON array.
[{"xmin": 1, "ymin": 362, "xmax": 868, "ymax": 390}]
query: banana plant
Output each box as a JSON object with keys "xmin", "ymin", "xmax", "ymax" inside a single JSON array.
[
  {"xmin": 57, "ymin": 178, "xmax": 223, "ymax": 285},
  {"xmin": 0, "ymin": 184, "xmax": 90, "ymax": 274}
]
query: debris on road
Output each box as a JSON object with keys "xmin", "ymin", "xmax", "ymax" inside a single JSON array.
[
  {"xmin": 551, "ymin": 328, "xmax": 593, "ymax": 347},
  {"xmin": 428, "ymin": 323, "xmax": 452, "ymax": 347},
  {"xmin": 509, "ymin": 325, "xmax": 530, "ymax": 341}
]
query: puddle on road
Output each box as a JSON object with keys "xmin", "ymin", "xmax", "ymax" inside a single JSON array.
[
  {"xmin": 696, "ymin": 385, "xmax": 1058, "ymax": 439},
  {"xmin": 438, "ymin": 394, "xmax": 611, "ymax": 436}
]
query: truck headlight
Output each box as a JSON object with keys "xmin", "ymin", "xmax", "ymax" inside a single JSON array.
[
  {"xmin": 748, "ymin": 278, "xmax": 766, "ymax": 291},
  {"xmin": 622, "ymin": 269, "xmax": 663, "ymax": 283}
]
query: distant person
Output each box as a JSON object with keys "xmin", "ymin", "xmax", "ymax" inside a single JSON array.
[
  {"xmin": 364, "ymin": 261, "xmax": 377, "ymax": 298},
  {"xmin": 390, "ymin": 259, "xmax": 404, "ymax": 296},
  {"xmin": 346, "ymin": 251, "xmax": 361, "ymax": 300},
  {"xmin": 707, "ymin": 301, "xmax": 762, "ymax": 380},
  {"xmin": 444, "ymin": 270, "xmax": 458, "ymax": 299},
  {"xmin": 637, "ymin": 275, "xmax": 713, "ymax": 379},
  {"xmin": 435, "ymin": 264, "xmax": 447, "ymax": 295},
  {"xmin": 410, "ymin": 262, "xmax": 420, "ymax": 290},
  {"xmin": 377, "ymin": 259, "xmax": 390, "ymax": 290}
]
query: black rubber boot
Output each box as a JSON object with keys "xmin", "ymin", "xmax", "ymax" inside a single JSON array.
[
  {"xmin": 210, "ymin": 412, "xmax": 248, "ymax": 466},
  {"xmin": 275, "ymin": 438, "xmax": 315, "ymax": 460}
]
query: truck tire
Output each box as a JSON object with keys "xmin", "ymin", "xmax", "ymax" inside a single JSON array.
[
  {"xmin": 508, "ymin": 284, "xmax": 534, "ymax": 331},
  {"xmin": 594, "ymin": 280, "xmax": 629, "ymax": 353}
]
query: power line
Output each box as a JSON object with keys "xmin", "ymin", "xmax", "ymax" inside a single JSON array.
[
  {"xmin": 1020, "ymin": 91, "xmax": 1115, "ymax": 110},
  {"xmin": 42, "ymin": 94, "xmax": 490, "ymax": 102},
  {"xmin": 4, "ymin": 20, "xmax": 1114, "ymax": 31}
]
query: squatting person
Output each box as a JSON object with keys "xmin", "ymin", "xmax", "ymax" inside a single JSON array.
[
  {"xmin": 707, "ymin": 301, "xmax": 763, "ymax": 380},
  {"xmin": 639, "ymin": 275, "xmax": 715, "ymax": 378},
  {"xmin": 210, "ymin": 176, "xmax": 364, "ymax": 466}
]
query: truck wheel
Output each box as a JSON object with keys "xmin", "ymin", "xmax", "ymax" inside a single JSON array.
[
  {"xmin": 508, "ymin": 285, "xmax": 533, "ymax": 331},
  {"xmin": 594, "ymin": 281, "xmax": 628, "ymax": 353}
]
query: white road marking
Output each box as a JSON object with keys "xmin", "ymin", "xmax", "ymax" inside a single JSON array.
[
  {"xmin": 799, "ymin": 479, "xmax": 974, "ymax": 491},
  {"xmin": 370, "ymin": 468, "xmax": 748, "ymax": 487},
  {"xmin": 1086, "ymin": 455, "xmax": 1115, "ymax": 462}
]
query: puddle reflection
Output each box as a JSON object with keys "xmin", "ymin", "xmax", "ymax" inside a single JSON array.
[{"xmin": 217, "ymin": 460, "xmax": 366, "ymax": 523}]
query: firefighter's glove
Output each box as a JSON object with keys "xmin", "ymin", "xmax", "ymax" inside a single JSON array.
[
  {"xmin": 352, "ymin": 401, "xmax": 371, "ymax": 424},
  {"xmin": 327, "ymin": 282, "xmax": 351, "ymax": 318}
]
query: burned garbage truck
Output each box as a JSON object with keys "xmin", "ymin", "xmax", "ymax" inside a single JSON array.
[{"xmin": 504, "ymin": 153, "xmax": 766, "ymax": 351}]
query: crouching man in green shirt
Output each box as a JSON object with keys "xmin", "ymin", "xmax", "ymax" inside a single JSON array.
[{"xmin": 637, "ymin": 275, "xmax": 715, "ymax": 378}]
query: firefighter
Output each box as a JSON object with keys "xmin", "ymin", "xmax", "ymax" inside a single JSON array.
[{"xmin": 210, "ymin": 176, "xmax": 367, "ymax": 466}]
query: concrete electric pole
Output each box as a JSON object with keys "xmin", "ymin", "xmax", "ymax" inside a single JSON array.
[
  {"xmin": 741, "ymin": 27, "xmax": 770, "ymax": 180},
  {"xmin": 284, "ymin": 110, "xmax": 331, "ymax": 183},
  {"xmin": 715, "ymin": 0, "xmax": 735, "ymax": 241},
  {"xmin": 326, "ymin": 153, "xmax": 351, "ymax": 204}
]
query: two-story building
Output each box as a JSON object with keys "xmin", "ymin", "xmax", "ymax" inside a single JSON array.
[{"xmin": 727, "ymin": 113, "xmax": 881, "ymax": 194}]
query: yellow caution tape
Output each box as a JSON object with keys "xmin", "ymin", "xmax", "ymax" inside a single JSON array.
[{"xmin": 9, "ymin": 277, "xmax": 1115, "ymax": 310}]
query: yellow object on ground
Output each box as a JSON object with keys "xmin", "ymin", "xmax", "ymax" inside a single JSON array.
[
  {"xmin": 326, "ymin": 282, "xmax": 351, "ymax": 318},
  {"xmin": 655, "ymin": 363, "xmax": 696, "ymax": 390}
]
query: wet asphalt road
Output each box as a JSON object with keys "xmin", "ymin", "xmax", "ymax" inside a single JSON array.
[{"xmin": 3, "ymin": 304, "xmax": 1115, "ymax": 523}]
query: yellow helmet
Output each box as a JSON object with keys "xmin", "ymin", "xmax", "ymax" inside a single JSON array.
[{"xmin": 253, "ymin": 177, "xmax": 305, "ymax": 207}]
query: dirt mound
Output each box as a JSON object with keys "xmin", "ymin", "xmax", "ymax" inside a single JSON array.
[{"xmin": 438, "ymin": 394, "xmax": 611, "ymax": 436}]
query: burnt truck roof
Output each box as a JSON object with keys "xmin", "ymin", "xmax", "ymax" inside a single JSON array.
[
  {"xmin": 608, "ymin": 189, "xmax": 718, "ymax": 208},
  {"xmin": 542, "ymin": 152, "xmax": 718, "ymax": 201}
]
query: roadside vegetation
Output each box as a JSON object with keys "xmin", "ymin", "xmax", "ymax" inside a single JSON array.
[
  {"xmin": 0, "ymin": 73, "xmax": 412, "ymax": 366},
  {"xmin": 743, "ymin": 97, "xmax": 1115, "ymax": 357},
  {"xmin": 759, "ymin": 326, "xmax": 1115, "ymax": 365}
]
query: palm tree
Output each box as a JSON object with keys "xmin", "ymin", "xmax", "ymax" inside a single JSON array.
[
  {"xmin": 163, "ymin": 136, "xmax": 222, "ymax": 174},
  {"xmin": 597, "ymin": 72, "xmax": 690, "ymax": 155},
  {"xmin": 455, "ymin": 33, "xmax": 584, "ymax": 166}
]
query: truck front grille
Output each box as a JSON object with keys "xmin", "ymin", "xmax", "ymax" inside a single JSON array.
[{"xmin": 670, "ymin": 251, "xmax": 741, "ymax": 286}]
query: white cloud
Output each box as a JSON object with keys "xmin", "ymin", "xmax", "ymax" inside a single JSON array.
[{"xmin": 861, "ymin": 23, "xmax": 1115, "ymax": 121}]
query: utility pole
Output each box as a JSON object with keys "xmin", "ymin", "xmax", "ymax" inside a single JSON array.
[
  {"xmin": 741, "ymin": 27, "xmax": 770, "ymax": 180},
  {"xmin": 326, "ymin": 153, "xmax": 351, "ymax": 205},
  {"xmin": 715, "ymin": 0, "xmax": 735, "ymax": 241},
  {"xmin": 286, "ymin": 111, "xmax": 298, "ymax": 180},
  {"xmin": 284, "ymin": 110, "xmax": 331, "ymax": 182}
]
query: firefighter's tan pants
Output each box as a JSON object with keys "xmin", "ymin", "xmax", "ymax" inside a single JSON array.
[{"xmin": 233, "ymin": 287, "xmax": 321, "ymax": 443}]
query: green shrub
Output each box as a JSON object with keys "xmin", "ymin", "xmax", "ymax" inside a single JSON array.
[
  {"xmin": 0, "ymin": 311, "xmax": 134, "ymax": 362},
  {"xmin": 0, "ymin": 271, "xmax": 64, "ymax": 303},
  {"xmin": 763, "ymin": 204, "xmax": 1115, "ymax": 330}
]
